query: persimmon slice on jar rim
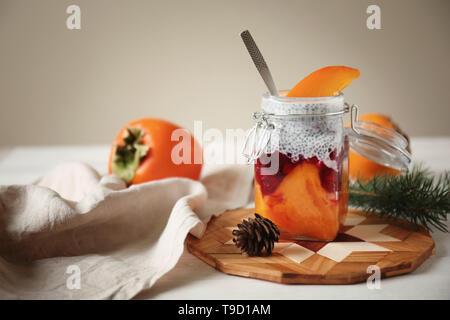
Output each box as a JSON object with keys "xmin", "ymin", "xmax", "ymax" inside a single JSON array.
[{"xmin": 286, "ymin": 66, "xmax": 360, "ymax": 97}]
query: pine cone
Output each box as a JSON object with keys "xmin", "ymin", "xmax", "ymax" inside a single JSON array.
[{"xmin": 232, "ymin": 213, "xmax": 280, "ymax": 256}]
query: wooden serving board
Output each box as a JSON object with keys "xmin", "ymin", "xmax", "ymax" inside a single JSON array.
[{"xmin": 186, "ymin": 208, "xmax": 435, "ymax": 284}]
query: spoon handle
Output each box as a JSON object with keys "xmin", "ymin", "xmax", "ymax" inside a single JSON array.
[{"xmin": 241, "ymin": 30, "xmax": 279, "ymax": 96}]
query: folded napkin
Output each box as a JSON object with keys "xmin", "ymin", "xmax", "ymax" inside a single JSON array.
[{"xmin": 0, "ymin": 162, "xmax": 253, "ymax": 299}]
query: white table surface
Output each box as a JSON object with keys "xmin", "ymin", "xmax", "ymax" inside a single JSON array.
[{"xmin": 1, "ymin": 137, "xmax": 449, "ymax": 300}]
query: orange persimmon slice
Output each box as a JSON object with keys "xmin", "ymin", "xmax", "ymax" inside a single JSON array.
[
  {"xmin": 286, "ymin": 66, "xmax": 360, "ymax": 97},
  {"xmin": 255, "ymin": 163, "xmax": 341, "ymax": 240}
]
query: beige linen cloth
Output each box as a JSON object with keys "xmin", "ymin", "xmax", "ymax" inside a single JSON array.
[{"xmin": 0, "ymin": 162, "xmax": 253, "ymax": 299}]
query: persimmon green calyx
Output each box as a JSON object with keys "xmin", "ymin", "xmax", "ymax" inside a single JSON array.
[{"xmin": 112, "ymin": 127, "xmax": 149, "ymax": 184}]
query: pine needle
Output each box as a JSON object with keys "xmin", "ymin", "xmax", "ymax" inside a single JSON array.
[{"xmin": 349, "ymin": 164, "xmax": 449, "ymax": 232}]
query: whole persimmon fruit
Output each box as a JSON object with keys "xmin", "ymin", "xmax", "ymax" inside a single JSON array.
[
  {"xmin": 346, "ymin": 113, "xmax": 410, "ymax": 182},
  {"xmin": 108, "ymin": 118, "xmax": 202, "ymax": 185}
]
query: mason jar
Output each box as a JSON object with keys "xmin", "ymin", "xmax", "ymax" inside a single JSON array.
[{"xmin": 243, "ymin": 91, "xmax": 411, "ymax": 241}]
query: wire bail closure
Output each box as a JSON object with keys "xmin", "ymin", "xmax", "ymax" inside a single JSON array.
[
  {"xmin": 242, "ymin": 101, "xmax": 411, "ymax": 171},
  {"xmin": 242, "ymin": 104, "xmax": 356, "ymax": 163},
  {"xmin": 347, "ymin": 103, "xmax": 360, "ymax": 135},
  {"xmin": 242, "ymin": 102, "xmax": 411, "ymax": 166},
  {"xmin": 242, "ymin": 112, "xmax": 275, "ymax": 163},
  {"xmin": 242, "ymin": 104, "xmax": 357, "ymax": 164}
]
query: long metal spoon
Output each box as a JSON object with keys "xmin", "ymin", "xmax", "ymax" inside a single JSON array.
[{"xmin": 240, "ymin": 30, "xmax": 279, "ymax": 97}]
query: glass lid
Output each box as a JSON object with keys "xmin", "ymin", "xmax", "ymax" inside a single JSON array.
[{"xmin": 346, "ymin": 119, "xmax": 412, "ymax": 172}]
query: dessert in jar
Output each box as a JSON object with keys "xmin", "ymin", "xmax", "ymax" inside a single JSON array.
[
  {"xmin": 244, "ymin": 66, "xmax": 411, "ymax": 241},
  {"xmin": 254, "ymin": 92, "xmax": 349, "ymax": 241}
]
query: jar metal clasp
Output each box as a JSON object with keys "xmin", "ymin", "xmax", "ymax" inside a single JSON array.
[
  {"xmin": 242, "ymin": 112, "xmax": 275, "ymax": 164},
  {"xmin": 346, "ymin": 102, "xmax": 361, "ymax": 135},
  {"xmin": 242, "ymin": 104, "xmax": 360, "ymax": 164}
]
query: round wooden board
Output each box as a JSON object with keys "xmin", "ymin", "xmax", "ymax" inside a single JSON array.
[{"xmin": 186, "ymin": 208, "xmax": 435, "ymax": 284}]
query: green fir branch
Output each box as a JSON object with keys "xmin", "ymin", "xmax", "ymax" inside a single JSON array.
[{"xmin": 349, "ymin": 164, "xmax": 449, "ymax": 232}]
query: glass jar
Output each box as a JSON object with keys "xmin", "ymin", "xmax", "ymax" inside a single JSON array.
[{"xmin": 243, "ymin": 91, "xmax": 411, "ymax": 241}]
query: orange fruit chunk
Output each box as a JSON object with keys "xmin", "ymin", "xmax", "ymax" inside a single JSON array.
[
  {"xmin": 255, "ymin": 162, "xmax": 346, "ymax": 240},
  {"xmin": 286, "ymin": 66, "xmax": 360, "ymax": 97}
]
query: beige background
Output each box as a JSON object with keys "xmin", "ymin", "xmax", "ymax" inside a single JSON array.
[{"xmin": 0, "ymin": 0, "xmax": 449, "ymax": 146}]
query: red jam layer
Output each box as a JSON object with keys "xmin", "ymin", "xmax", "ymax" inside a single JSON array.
[{"xmin": 255, "ymin": 149, "xmax": 342, "ymax": 195}]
